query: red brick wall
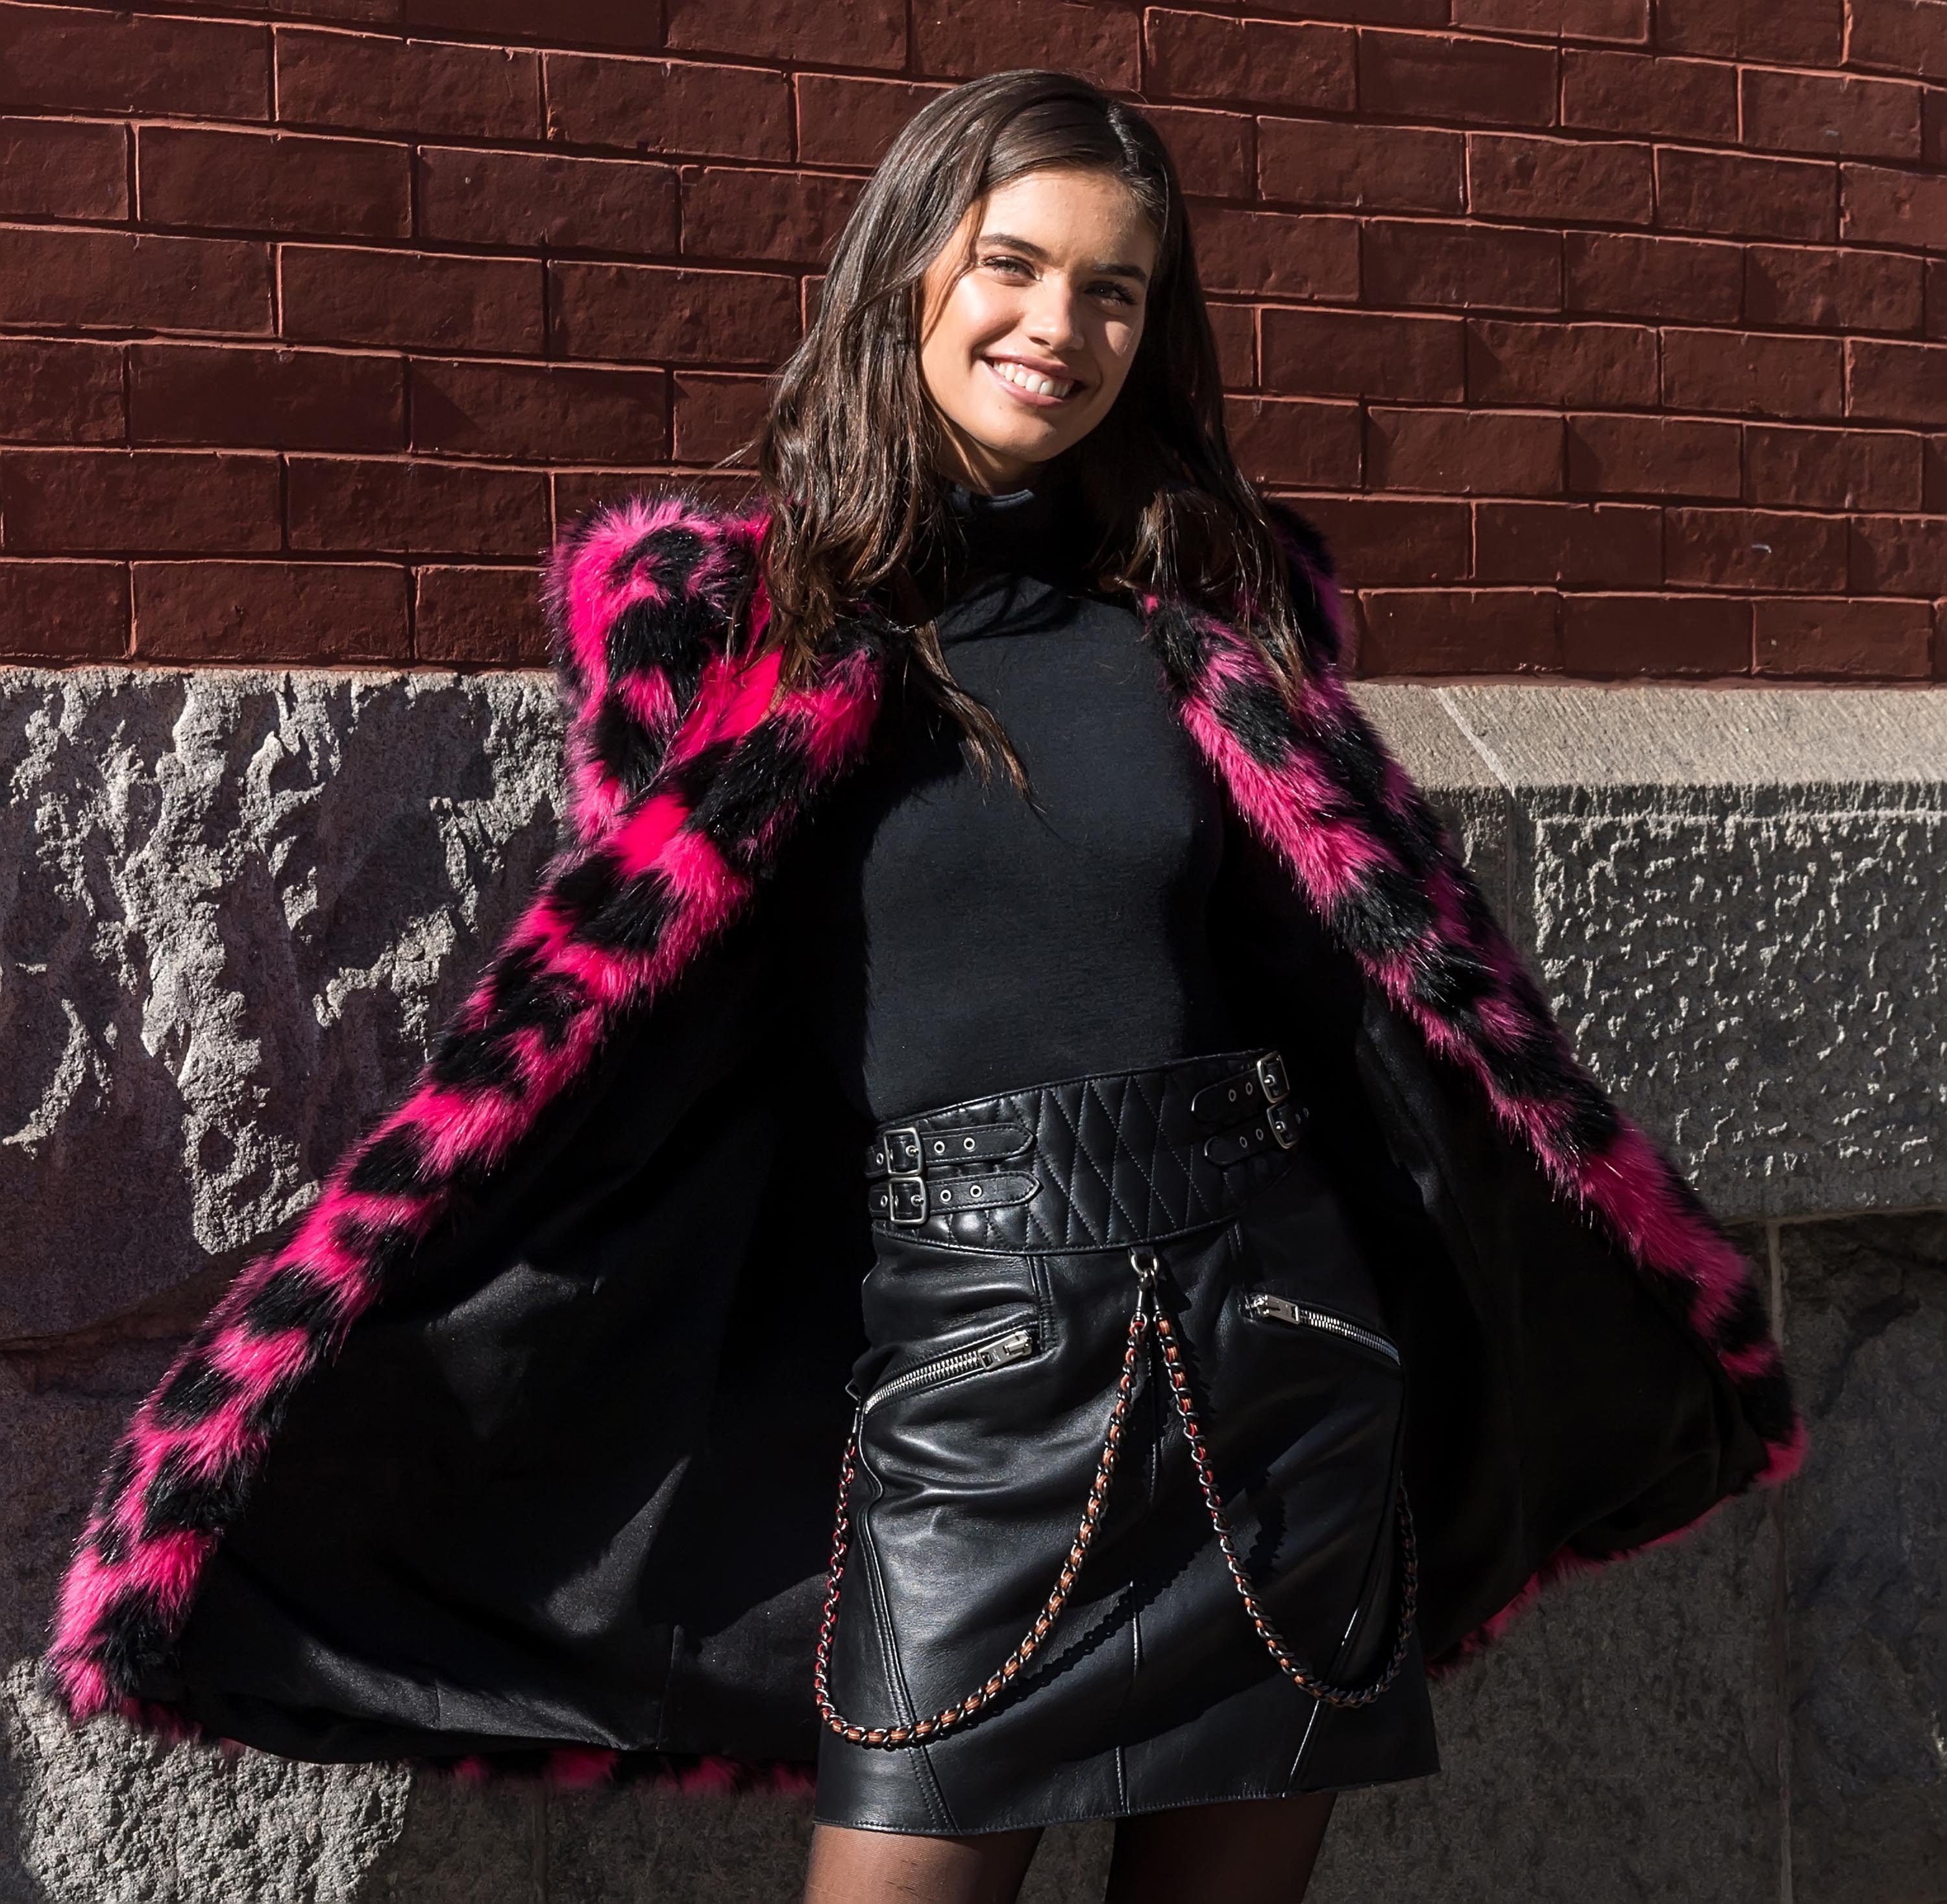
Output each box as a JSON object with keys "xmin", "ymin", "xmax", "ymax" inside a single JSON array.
[{"xmin": 3, "ymin": 0, "xmax": 1944, "ymax": 679}]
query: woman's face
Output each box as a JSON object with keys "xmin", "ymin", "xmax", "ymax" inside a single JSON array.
[{"xmin": 916, "ymin": 166, "xmax": 1158, "ymax": 494}]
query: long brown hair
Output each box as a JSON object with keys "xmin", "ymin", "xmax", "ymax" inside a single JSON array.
[{"xmin": 753, "ymin": 69, "xmax": 1304, "ymax": 787}]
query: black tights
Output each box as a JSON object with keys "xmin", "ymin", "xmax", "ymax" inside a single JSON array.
[{"xmin": 802, "ymin": 1790, "xmax": 1338, "ymax": 1904}]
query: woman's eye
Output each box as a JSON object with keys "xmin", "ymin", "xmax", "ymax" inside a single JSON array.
[
  {"xmin": 1092, "ymin": 282, "xmax": 1136, "ymax": 306},
  {"xmin": 983, "ymin": 255, "xmax": 1032, "ymax": 276}
]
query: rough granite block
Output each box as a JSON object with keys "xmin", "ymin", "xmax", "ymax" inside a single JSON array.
[
  {"xmin": 1308, "ymin": 1494, "xmax": 1783, "ymax": 1904},
  {"xmin": 0, "ymin": 668, "xmax": 564, "ymax": 1338},
  {"xmin": 1780, "ymin": 1213, "xmax": 1947, "ymax": 1903}
]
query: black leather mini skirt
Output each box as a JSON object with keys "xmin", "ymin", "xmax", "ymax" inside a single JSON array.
[{"xmin": 812, "ymin": 1047, "xmax": 1439, "ymax": 1837}]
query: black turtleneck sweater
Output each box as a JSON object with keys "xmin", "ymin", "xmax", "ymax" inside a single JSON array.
[{"xmin": 772, "ymin": 478, "xmax": 1330, "ymax": 1126}]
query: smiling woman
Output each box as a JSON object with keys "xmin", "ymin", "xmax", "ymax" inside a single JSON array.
[
  {"xmin": 914, "ymin": 169, "xmax": 1157, "ymax": 491},
  {"xmin": 48, "ymin": 65, "xmax": 1798, "ymax": 1904}
]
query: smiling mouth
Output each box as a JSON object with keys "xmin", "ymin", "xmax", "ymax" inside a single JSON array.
[{"xmin": 984, "ymin": 357, "xmax": 1082, "ymax": 402}]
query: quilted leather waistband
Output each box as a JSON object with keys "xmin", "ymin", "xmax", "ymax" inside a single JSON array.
[{"xmin": 863, "ymin": 1046, "xmax": 1307, "ymax": 1252}]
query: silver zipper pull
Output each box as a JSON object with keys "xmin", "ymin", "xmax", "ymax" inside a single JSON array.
[{"xmin": 979, "ymin": 1329, "xmax": 1036, "ymax": 1369}]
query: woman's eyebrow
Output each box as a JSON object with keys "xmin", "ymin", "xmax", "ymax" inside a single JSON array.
[{"xmin": 975, "ymin": 232, "xmax": 1151, "ymax": 285}]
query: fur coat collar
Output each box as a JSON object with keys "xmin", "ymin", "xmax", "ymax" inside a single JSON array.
[{"xmin": 49, "ymin": 489, "xmax": 1804, "ymax": 1729}]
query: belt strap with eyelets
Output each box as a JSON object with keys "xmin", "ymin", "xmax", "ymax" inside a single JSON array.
[
  {"xmin": 864, "ymin": 1049, "xmax": 1306, "ymax": 1230},
  {"xmin": 864, "ymin": 1120, "xmax": 1036, "ymax": 1225}
]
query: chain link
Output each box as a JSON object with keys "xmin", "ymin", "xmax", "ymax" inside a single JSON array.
[{"xmin": 813, "ymin": 1251, "xmax": 1417, "ymax": 1749}]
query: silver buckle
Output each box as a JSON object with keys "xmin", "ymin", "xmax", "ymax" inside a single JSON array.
[
  {"xmin": 1255, "ymin": 1051, "xmax": 1290, "ymax": 1106},
  {"xmin": 1267, "ymin": 1098, "xmax": 1303, "ymax": 1149},
  {"xmin": 885, "ymin": 1125, "xmax": 925, "ymax": 1224}
]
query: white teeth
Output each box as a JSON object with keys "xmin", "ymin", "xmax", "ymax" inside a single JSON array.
[{"xmin": 991, "ymin": 360, "xmax": 1075, "ymax": 398}]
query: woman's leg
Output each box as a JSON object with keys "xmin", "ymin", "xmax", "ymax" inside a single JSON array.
[
  {"xmin": 803, "ymin": 1821, "xmax": 1044, "ymax": 1904},
  {"xmin": 1103, "ymin": 1792, "xmax": 1338, "ymax": 1904}
]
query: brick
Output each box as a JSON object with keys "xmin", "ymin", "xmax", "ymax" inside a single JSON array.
[
  {"xmin": 1467, "ymin": 320, "xmax": 1656, "ymax": 406},
  {"xmin": 673, "ymin": 372, "xmax": 768, "ymax": 467},
  {"xmin": 0, "ymin": 227, "xmax": 272, "ymax": 334},
  {"xmin": 1467, "ymin": 134, "xmax": 1653, "ymax": 224},
  {"xmin": 414, "ymin": 565, "xmax": 550, "ymax": 667},
  {"xmin": 1846, "ymin": 0, "xmax": 1947, "ymax": 80},
  {"xmin": 1841, "ymin": 163, "xmax": 1947, "ymax": 249},
  {"xmin": 276, "ymin": 29, "xmax": 539, "ymax": 140},
  {"xmin": 0, "ymin": 117, "xmax": 126, "ymax": 219},
  {"xmin": 1561, "ymin": 50, "xmax": 1736, "ymax": 141},
  {"xmin": 794, "ymin": 76, "xmax": 945, "ymax": 170},
  {"xmin": 1661, "ymin": 329, "xmax": 1844, "ymax": 418},
  {"xmin": 417, "ymin": 147, "xmax": 679, "ymax": 256},
  {"xmin": 1564, "ymin": 231, "xmax": 1741, "ymax": 321},
  {"xmin": 0, "ymin": 6, "xmax": 267, "ymax": 119},
  {"xmin": 1451, "ymin": 0, "xmax": 1648, "ymax": 34},
  {"xmin": 1208, "ymin": 302, "xmax": 1256, "ymax": 387},
  {"xmin": 1741, "ymin": 69, "xmax": 1922, "ymax": 161},
  {"xmin": 1356, "ymin": 31, "xmax": 1558, "ymax": 127},
  {"xmin": 403, "ymin": 0, "xmax": 655, "ymax": 49},
  {"xmin": 1362, "ymin": 220, "xmax": 1561, "ymax": 313},
  {"xmin": 270, "ymin": 0, "xmax": 400, "ymax": 21},
  {"xmin": 1262, "ymin": 308, "xmax": 1465, "ymax": 400},
  {"xmin": 1655, "ymin": 147, "xmax": 1835, "ymax": 243},
  {"xmin": 281, "ymin": 247, "xmax": 544, "ymax": 354},
  {"xmin": 138, "ymin": 127, "xmax": 409, "ymax": 241},
  {"xmin": 914, "ymin": 0, "xmax": 1139, "ymax": 86},
  {"xmin": 1474, "ymin": 500, "xmax": 1662, "ymax": 584},
  {"xmin": 1927, "ymin": 86, "xmax": 1947, "ymax": 166},
  {"xmin": 1745, "ymin": 245, "xmax": 1924, "ymax": 335},
  {"xmin": 1357, "ymin": 588, "xmax": 1559, "ymax": 673},
  {"xmin": 288, "ymin": 458, "xmax": 550, "ymax": 556},
  {"xmin": 1299, "ymin": 495, "xmax": 1472, "ymax": 583},
  {"xmin": 1754, "ymin": 594, "xmax": 1931, "ymax": 676},
  {"xmin": 1, "ymin": 450, "xmax": 279, "ymax": 552},
  {"xmin": 1566, "ymin": 413, "xmax": 1743, "ymax": 498},
  {"xmin": 550, "ymin": 262, "xmax": 801, "ymax": 366},
  {"xmin": 1258, "ymin": 117, "xmax": 1463, "ymax": 214},
  {"xmin": 1144, "ymin": 13, "xmax": 1357, "ymax": 113},
  {"xmin": 410, "ymin": 358, "xmax": 668, "ymax": 462},
  {"xmin": 1251, "ymin": 0, "xmax": 1445, "ymax": 20},
  {"xmin": 0, "ymin": 339, "xmax": 123, "ymax": 444},
  {"xmin": 1851, "ymin": 513, "xmax": 1947, "ymax": 592},
  {"xmin": 1145, "ymin": 106, "xmax": 1255, "ymax": 201},
  {"xmin": 554, "ymin": 466, "xmax": 756, "ymax": 524},
  {"xmin": 545, "ymin": 55, "xmax": 792, "ymax": 161},
  {"xmin": 1665, "ymin": 507, "xmax": 1849, "ymax": 589},
  {"xmin": 1196, "ymin": 210, "xmax": 1358, "ymax": 299},
  {"xmin": 1560, "ymin": 591, "xmax": 1749, "ymax": 674},
  {"xmin": 1933, "ymin": 259, "xmax": 1947, "ymax": 341},
  {"xmin": 0, "ymin": 561, "xmax": 127, "ymax": 661},
  {"xmin": 1654, "ymin": 0, "xmax": 1843, "ymax": 62},
  {"xmin": 1850, "ymin": 340, "xmax": 1947, "ymax": 427},
  {"xmin": 1368, "ymin": 406, "xmax": 1563, "ymax": 494},
  {"xmin": 1929, "ymin": 433, "xmax": 1947, "ymax": 509},
  {"xmin": 1225, "ymin": 396, "xmax": 1362, "ymax": 487},
  {"xmin": 130, "ymin": 344, "xmax": 403, "ymax": 450},
  {"xmin": 666, "ymin": 0, "xmax": 905, "ymax": 67},
  {"xmin": 681, "ymin": 167, "xmax": 861, "ymax": 267},
  {"xmin": 134, "ymin": 559, "xmax": 408, "ymax": 663}
]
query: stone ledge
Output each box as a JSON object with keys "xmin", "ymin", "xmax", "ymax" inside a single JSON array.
[{"xmin": 4, "ymin": 668, "xmax": 1942, "ymax": 1339}]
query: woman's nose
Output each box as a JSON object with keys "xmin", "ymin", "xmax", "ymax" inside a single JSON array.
[{"xmin": 1021, "ymin": 278, "xmax": 1086, "ymax": 352}]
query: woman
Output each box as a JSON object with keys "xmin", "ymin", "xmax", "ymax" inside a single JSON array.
[{"xmin": 47, "ymin": 72, "xmax": 1802, "ymax": 1904}]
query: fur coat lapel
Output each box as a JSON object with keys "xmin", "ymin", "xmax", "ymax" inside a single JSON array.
[{"xmin": 47, "ymin": 489, "xmax": 1803, "ymax": 1723}]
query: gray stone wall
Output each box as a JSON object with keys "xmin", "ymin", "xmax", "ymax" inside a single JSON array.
[{"xmin": 3, "ymin": 668, "xmax": 1942, "ymax": 1902}]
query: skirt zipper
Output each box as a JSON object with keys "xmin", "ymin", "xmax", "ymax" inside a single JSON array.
[
  {"xmin": 860, "ymin": 1324, "xmax": 1039, "ymax": 1415},
  {"xmin": 1241, "ymin": 1291, "xmax": 1401, "ymax": 1365}
]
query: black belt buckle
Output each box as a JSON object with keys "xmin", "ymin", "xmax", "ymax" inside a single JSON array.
[
  {"xmin": 884, "ymin": 1125, "xmax": 925, "ymax": 1224},
  {"xmin": 1255, "ymin": 1051, "xmax": 1290, "ymax": 1106}
]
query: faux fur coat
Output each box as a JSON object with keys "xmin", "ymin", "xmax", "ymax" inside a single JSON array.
[{"xmin": 45, "ymin": 489, "xmax": 1804, "ymax": 1778}]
